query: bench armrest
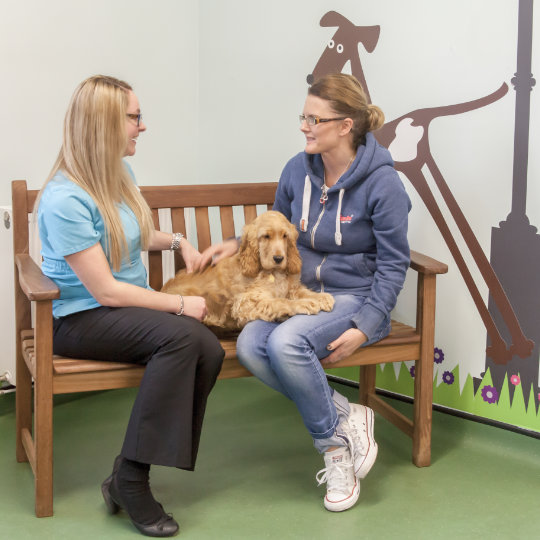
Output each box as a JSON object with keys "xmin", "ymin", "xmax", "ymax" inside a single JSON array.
[
  {"xmin": 15, "ymin": 253, "xmax": 60, "ymax": 301},
  {"xmin": 409, "ymin": 250, "xmax": 448, "ymax": 275}
]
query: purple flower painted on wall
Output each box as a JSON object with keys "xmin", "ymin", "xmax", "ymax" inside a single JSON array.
[
  {"xmin": 481, "ymin": 385, "xmax": 499, "ymax": 404},
  {"xmin": 434, "ymin": 347, "xmax": 445, "ymax": 364},
  {"xmin": 442, "ymin": 371, "xmax": 454, "ymax": 385},
  {"xmin": 409, "ymin": 365, "xmax": 415, "ymax": 378}
]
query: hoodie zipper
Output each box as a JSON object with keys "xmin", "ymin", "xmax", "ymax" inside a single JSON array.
[
  {"xmin": 310, "ymin": 206, "xmax": 325, "ymax": 248},
  {"xmin": 311, "ymin": 206, "xmax": 327, "ymax": 291},
  {"xmin": 315, "ymin": 254, "xmax": 328, "ymax": 292}
]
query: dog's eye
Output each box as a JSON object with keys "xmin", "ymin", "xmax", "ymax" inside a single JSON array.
[{"xmin": 262, "ymin": 234, "xmax": 270, "ymax": 240}]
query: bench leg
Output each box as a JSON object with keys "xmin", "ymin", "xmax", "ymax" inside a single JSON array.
[
  {"xmin": 34, "ymin": 382, "xmax": 54, "ymax": 517},
  {"xmin": 359, "ymin": 365, "xmax": 376, "ymax": 406},
  {"xmin": 412, "ymin": 273, "xmax": 436, "ymax": 467},
  {"xmin": 34, "ymin": 303, "xmax": 54, "ymax": 517},
  {"xmin": 15, "ymin": 352, "xmax": 32, "ymax": 463},
  {"xmin": 412, "ymin": 354, "xmax": 433, "ymax": 467}
]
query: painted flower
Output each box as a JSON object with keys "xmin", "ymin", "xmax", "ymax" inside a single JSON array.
[
  {"xmin": 442, "ymin": 371, "xmax": 454, "ymax": 385},
  {"xmin": 409, "ymin": 365, "xmax": 415, "ymax": 378},
  {"xmin": 481, "ymin": 385, "xmax": 499, "ymax": 404},
  {"xmin": 433, "ymin": 347, "xmax": 445, "ymax": 364},
  {"xmin": 510, "ymin": 375, "xmax": 520, "ymax": 386}
]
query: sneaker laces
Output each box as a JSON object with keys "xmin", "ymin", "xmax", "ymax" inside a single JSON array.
[
  {"xmin": 316, "ymin": 460, "xmax": 354, "ymax": 492},
  {"xmin": 349, "ymin": 422, "xmax": 367, "ymax": 454},
  {"xmin": 334, "ymin": 399, "xmax": 367, "ymax": 457}
]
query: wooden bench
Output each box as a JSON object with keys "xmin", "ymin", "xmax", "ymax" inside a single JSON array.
[{"xmin": 12, "ymin": 179, "xmax": 447, "ymax": 517}]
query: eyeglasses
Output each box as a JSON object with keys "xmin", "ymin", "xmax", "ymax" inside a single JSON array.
[
  {"xmin": 126, "ymin": 113, "xmax": 143, "ymax": 127},
  {"xmin": 299, "ymin": 114, "xmax": 347, "ymax": 126}
]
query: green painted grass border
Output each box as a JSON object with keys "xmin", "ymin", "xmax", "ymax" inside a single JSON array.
[{"xmin": 374, "ymin": 363, "xmax": 539, "ymax": 432}]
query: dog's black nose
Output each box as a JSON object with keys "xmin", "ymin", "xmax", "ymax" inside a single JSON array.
[{"xmin": 273, "ymin": 256, "xmax": 284, "ymax": 264}]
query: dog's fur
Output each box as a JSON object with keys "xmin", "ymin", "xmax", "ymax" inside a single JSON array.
[{"xmin": 161, "ymin": 211, "xmax": 335, "ymax": 330}]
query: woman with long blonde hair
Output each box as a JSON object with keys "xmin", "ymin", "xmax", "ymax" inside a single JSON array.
[{"xmin": 38, "ymin": 75, "xmax": 224, "ymax": 537}]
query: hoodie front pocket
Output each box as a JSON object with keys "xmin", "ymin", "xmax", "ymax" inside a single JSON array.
[{"xmin": 354, "ymin": 253, "xmax": 376, "ymax": 278}]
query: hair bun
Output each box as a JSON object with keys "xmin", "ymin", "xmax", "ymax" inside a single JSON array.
[{"xmin": 367, "ymin": 104, "xmax": 385, "ymax": 131}]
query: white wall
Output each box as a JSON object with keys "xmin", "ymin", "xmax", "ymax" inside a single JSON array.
[
  {"xmin": 198, "ymin": 1, "xmax": 321, "ymax": 183},
  {"xmin": 0, "ymin": 0, "xmax": 200, "ymax": 201},
  {"xmin": 1, "ymin": 0, "xmax": 537, "ymax": 388}
]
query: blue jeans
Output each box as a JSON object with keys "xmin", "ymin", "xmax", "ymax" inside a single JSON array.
[{"xmin": 236, "ymin": 294, "xmax": 389, "ymax": 453}]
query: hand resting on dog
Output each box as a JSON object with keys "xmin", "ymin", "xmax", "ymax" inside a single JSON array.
[{"xmin": 161, "ymin": 211, "xmax": 334, "ymax": 330}]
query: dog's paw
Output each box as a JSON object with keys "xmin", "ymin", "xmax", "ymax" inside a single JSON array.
[
  {"xmin": 289, "ymin": 297, "xmax": 325, "ymax": 315},
  {"xmin": 318, "ymin": 293, "xmax": 335, "ymax": 312}
]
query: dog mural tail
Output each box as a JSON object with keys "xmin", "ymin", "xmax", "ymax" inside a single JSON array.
[{"xmin": 380, "ymin": 83, "xmax": 534, "ymax": 365}]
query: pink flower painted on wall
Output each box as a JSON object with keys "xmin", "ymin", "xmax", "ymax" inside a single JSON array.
[{"xmin": 510, "ymin": 375, "xmax": 521, "ymax": 386}]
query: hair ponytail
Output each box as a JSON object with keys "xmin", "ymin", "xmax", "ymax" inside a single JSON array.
[{"xmin": 308, "ymin": 73, "xmax": 385, "ymax": 148}]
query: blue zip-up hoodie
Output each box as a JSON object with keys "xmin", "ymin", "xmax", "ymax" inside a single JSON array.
[{"xmin": 273, "ymin": 132, "xmax": 412, "ymax": 340}]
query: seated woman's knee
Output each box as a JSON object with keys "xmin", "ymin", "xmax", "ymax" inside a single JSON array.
[
  {"xmin": 266, "ymin": 325, "xmax": 309, "ymax": 360},
  {"xmin": 193, "ymin": 326, "xmax": 224, "ymax": 367},
  {"xmin": 235, "ymin": 328, "xmax": 255, "ymax": 368}
]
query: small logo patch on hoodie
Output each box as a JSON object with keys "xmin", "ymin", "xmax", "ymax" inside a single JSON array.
[{"xmin": 340, "ymin": 215, "xmax": 353, "ymax": 223}]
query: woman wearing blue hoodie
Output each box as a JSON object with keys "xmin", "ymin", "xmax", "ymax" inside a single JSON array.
[{"xmin": 202, "ymin": 73, "xmax": 411, "ymax": 512}]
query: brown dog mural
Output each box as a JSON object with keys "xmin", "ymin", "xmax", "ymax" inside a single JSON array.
[{"xmin": 307, "ymin": 10, "xmax": 537, "ymax": 407}]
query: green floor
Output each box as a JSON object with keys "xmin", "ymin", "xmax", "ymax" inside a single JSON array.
[{"xmin": 1, "ymin": 378, "xmax": 539, "ymax": 539}]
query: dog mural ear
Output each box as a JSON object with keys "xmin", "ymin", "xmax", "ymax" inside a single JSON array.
[{"xmin": 239, "ymin": 221, "xmax": 261, "ymax": 277}]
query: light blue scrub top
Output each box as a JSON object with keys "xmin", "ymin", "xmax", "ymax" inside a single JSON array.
[{"xmin": 37, "ymin": 167, "xmax": 150, "ymax": 318}]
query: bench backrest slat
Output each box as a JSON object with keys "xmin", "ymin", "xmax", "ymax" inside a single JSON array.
[
  {"xmin": 195, "ymin": 207, "xmax": 212, "ymax": 252},
  {"xmin": 148, "ymin": 208, "xmax": 163, "ymax": 290},
  {"xmin": 219, "ymin": 206, "xmax": 235, "ymax": 240},
  {"xmin": 139, "ymin": 182, "xmax": 277, "ymax": 208},
  {"xmin": 243, "ymin": 205, "xmax": 258, "ymax": 225}
]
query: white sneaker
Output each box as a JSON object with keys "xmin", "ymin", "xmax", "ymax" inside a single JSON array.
[
  {"xmin": 316, "ymin": 447, "xmax": 360, "ymax": 512},
  {"xmin": 340, "ymin": 403, "xmax": 378, "ymax": 479}
]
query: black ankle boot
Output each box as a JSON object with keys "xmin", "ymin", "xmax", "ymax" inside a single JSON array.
[{"xmin": 101, "ymin": 456, "xmax": 179, "ymax": 537}]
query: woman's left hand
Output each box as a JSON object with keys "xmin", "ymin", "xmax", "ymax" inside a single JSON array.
[
  {"xmin": 322, "ymin": 328, "xmax": 368, "ymax": 365},
  {"xmin": 195, "ymin": 238, "xmax": 239, "ymax": 271},
  {"xmin": 179, "ymin": 239, "xmax": 203, "ymax": 273}
]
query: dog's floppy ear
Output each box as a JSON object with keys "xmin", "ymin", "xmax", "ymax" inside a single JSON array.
[
  {"xmin": 286, "ymin": 221, "xmax": 302, "ymax": 275},
  {"xmin": 239, "ymin": 220, "xmax": 261, "ymax": 277}
]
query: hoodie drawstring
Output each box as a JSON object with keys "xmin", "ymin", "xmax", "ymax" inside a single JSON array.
[
  {"xmin": 335, "ymin": 189, "xmax": 344, "ymax": 246},
  {"xmin": 300, "ymin": 175, "xmax": 311, "ymax": 232}
]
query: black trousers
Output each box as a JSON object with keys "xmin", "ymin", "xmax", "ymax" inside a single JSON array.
[{"xmin": 53, "ymin": 307, "xmax": 224, "ymax": 470}]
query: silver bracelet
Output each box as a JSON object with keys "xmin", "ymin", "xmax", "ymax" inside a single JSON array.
[
  {"xmin": 170, "ymin": 232, "xmax": 184, "ymax": 250},
  {"xmin": 175, "ymin": 295, "xmax": 184, "ymax": 316}
]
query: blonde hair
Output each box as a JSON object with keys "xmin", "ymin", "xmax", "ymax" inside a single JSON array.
[
  {"xmin": 308, "ymin": 73, "xmax": 385, "ymax": 148},
  {"xmin": 40, "ymin": 75, "xmax": 154, "ymax": 271}
]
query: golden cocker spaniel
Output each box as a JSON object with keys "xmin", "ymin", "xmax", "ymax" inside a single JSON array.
[{"xmin": 161, "ymin": 210, "xmax": 335, "ymax": 330}]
